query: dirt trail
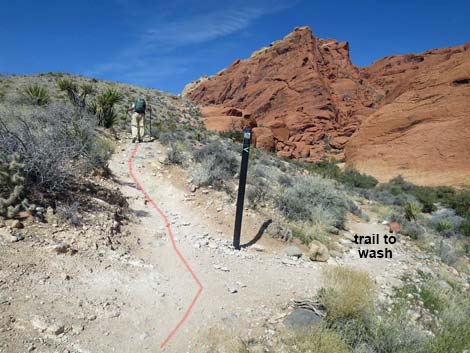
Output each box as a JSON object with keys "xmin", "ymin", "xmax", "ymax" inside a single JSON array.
[
  {"xmin": 99, "ymin": 140, "xmax": 410, "ymax": 352},
  {"xmin": 0, "ymin": 138, "xmax": 412, "ymax": 353}
]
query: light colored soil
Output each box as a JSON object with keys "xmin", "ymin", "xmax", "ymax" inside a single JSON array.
[{"xmin": 0, "ymin": 138, "xmax": 417, "ymax": 353}]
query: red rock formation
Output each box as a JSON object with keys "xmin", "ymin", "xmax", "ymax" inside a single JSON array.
[
  {"xmin": 183, "ymin": 27, "xmax": 470, "ymax": 186},
  {"xmin": 346, "ymin": 45, "xmax": 470, "ymax": 187},
  {"xmin": 184, "ymin": 27, "xmax": 379, "ymax": 161}
]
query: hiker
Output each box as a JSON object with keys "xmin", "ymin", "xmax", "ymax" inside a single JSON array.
[{"xmin": 128, "ymin": 98, "xmax": 151, "ymax": 143}]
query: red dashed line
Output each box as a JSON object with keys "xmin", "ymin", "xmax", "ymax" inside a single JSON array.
[{"xmin": 128, "ymin": 143, "xmax": 203, "ymax": 349}]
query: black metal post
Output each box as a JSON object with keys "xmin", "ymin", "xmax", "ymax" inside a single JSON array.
[
  {"xmin": 149, "ymin": 106, "xmax": 152, "ymax": 137},
  {"xmin": 233, "ymin": 127, "xmax": 252, "ymax": 250}
]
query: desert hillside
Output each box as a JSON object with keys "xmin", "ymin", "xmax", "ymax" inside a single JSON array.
[
  {"xmin": 1, "ymin": 72, "xmax": 470, "ymax": 353},
  {"xmin": 183, "ymin": 27, "xmax": 470, "ymax": 186}
]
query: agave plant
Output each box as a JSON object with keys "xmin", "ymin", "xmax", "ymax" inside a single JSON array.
[{"xmin": 22, "ymin": 84, "xmax": 49, "ymax": 105}]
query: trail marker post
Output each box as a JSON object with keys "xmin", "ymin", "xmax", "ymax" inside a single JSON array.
[
  {"xmin": 233, "ymin": 126, "xmax": 252, "ymax": 250},
  {"xmin": 148, "ymin": 105, "xmax": 153, "ymax": 137}
]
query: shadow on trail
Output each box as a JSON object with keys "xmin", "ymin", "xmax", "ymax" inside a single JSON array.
[{"xmin": 241, "ymin": 219, "xmax": 272, "ymax": 248}]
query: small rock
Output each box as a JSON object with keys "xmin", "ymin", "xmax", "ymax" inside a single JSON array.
[
  {"xmin": 227, "ymin": 285, "xmax": 238, "ymax": 294},
  {"xmin": 285, "ymin": 246, "xmax": 302, "ymax": 258},
  {"xmin": 436, "ymin": 280, "xmax": 451, "ymax": 291},
  {"xmin": 284, "ymin": 309, "xmax": 322, "ymax": 329},
  {"xmin": 281, "ymin": 258, "xmax": 298, "ymax": 266},
  {"xmin": 308, "ymin": 241, "xmax": 329, "ymax": 262},
  {"xmin": 71, "ymin": 324, "xmax": 84, "ymax": 335},
  {"xmin": 6, "ymin": 220, "xmax": 23, "ymax": 229},
  {"xmin": 251, "ymin": 244, "xmax": 265, "ymax": 252},
  {"xmin": 47, "ymin": 323, "xmax": 65, "ymax": 335},
  {"xmin": 52, "ymin": 243, "xmax": 69, "ymax": 254}
]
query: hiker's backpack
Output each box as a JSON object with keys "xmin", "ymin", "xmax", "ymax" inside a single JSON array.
[{"xmin": 134, "ymin": 98, "xmax": 146, "ymax": 113}]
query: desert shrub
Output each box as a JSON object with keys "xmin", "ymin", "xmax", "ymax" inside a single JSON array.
[
  {"xmin": 56, "ymin": 201, "xmax": 82, "ymax": 226},
  {"xmin": 280, "ymin": 327, "xmax": 351, "ymax": 353},
  {"xmin": 428, "ymin": 209, "xmax": 463, "ymax": 236},
  {"xmin": 404, "ymin": 202, "xmax": 422, "ymax": 221},
  {"xmin": 306, "ymin": 158, "xmax": 342, "ymax": 180},
  {"xmin": 460, "ymin": 219, "xmax": 470, "ymax": 237},
  {"xmin": 219, "ymin": 130, "xmax": 244, "ymax": 142},
  {"xmin": 246, "ymin": 178, "xmax": 269, "ymax": 207},
  {"xmin": 291, "ymin": 226, "xmax": 309, "ymax": 244},
  {"xmin": 390, "ymin": 213, "xmax": 425, "ymax": 239},
  {"xmin": 277, "ymin": 174, "xmax": 348, "ymax": 228},
  {"xmin": 0, "ymin": 102, "xmax": 110, "ymax": 194},
  {"xmin": 192, "ymin": 141, "xmax": 239, "ymax": 191},
  {"xmin": 333, "ymin": 311, "xmax": 429, "ymax": 353},
  {"xmin": 22, "ymin": 84, "xmax": 49, "ymax": 105},
  {"xmin": 165, "ymin": 142, "xmax": 186, "ymax": 165},
  {"xmin": 277, "ymin": 173, "xmax": 293, "ymax": 187},
  {"xmin": 410, "ymin": 186, "xmax": 438, "ymax": 213},
  {"xmin": 446, "ymin": 190, "xmax": 470, "ymax": 218},
  {"xmin": 302, "ymin": 207, "xmax": 336, "ymax": 244},
  {"xmin": 319, "ymin": 267, "xmax": 375, "ymax": 320},
  {"xmin": 429, "ymin": 294, "xmax": 470, "ymax": 353},
  {"xmin": 438, "ymin": 240, "xmax": 459, "ymax": 266},
  {"xmin": 341, "ymin": 167, "xmax": 378, "ymax": 189},
  {"xmin": 368, "ymin": 312, "xmax": 429, "ymax": 353}
]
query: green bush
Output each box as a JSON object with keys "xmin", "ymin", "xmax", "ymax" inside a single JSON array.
[
  {"xmin": 429, "ymin": 295, "xmax": 470, "ymax": 353},
  {"xmin": 219, "ymin": 130, "xmax": 244, "ymax": 142},
  {"xmin": 277, "ymin": 174, "xmax": 348, "ymax": 228},
  {"xmin": 22, "ymin": 84, "xmax": 49, "ymax": 105},
  {"xmin": 460, "ymin": 219, "xmax": 470, "ymax": 237},
  {"xmin": 446, "ymin": 190, "xmax": 470, "ymax": 218},
  {"xmin": 340, "ymin": 167, "xmax": 378, "ymax": 189},
  {"xmin": 306, "ymin": 158, "xmax": 342, "ymax": 180},
  {"xmin": 404, "ymin": 202, "xmax": 422, "ymax": 221}
]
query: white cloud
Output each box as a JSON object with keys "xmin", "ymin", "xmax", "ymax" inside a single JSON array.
[{"xmin": 85, "ymin": 0, "xmax": 296, "ymax": 90}]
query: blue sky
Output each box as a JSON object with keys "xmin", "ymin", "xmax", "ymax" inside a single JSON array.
[{"xmin": 1, "ymin": 0, "xmax": 469, "ymax": 93}]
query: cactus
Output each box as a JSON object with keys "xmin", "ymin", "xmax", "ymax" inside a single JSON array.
[{"xmin": 0, "ymin": 154, "xmax": 34, "ymax": 218}]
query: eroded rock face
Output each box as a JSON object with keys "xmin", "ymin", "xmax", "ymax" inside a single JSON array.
[
  {"xmin": 346, "ymin": 46, "xmax": 470, "ymax": 186},
  {"xmin": 184, "ymin": 27, "xmax": 379, "ymax": 161},
  {"xmin": 184, "ymin": 27, "xmax": 470, "ymax": 186}
]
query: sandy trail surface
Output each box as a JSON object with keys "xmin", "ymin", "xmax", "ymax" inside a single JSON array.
[{"xmin": 0, "ymin": 139, "xmax": 411, "ymax": 353}]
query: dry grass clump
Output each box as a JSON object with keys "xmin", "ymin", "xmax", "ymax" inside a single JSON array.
[
  {"xmin": 319, "ymin": 267, "xmax": 376, "ymax": 320},
  {"xmin": 279, "ymin": 327, "xmax": 351, "ymax": 353},
  {"xmin": 206, "ymin": 327, "xmax": 350, "ymax": 353}
]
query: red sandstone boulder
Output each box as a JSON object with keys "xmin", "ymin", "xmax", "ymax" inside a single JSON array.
[{"xmin": 252, "ymin": 127, "xmax": 275, "ymax": 151}]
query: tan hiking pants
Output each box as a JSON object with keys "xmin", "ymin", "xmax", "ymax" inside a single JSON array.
[{"xmin": 131, "ymin": 112, "xmax": 145, "ymax": 140}]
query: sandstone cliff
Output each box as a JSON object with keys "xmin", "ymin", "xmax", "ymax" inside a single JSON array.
[{"xmin": 183, "ymin": 27, "xmax": 470, "ymax": 186}]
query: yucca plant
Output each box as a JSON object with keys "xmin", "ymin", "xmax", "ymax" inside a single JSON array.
[
  {"xmin": 95, "ymin": 88, "xmax": 123, "ymax": 128},
  {"xmin": 404, "ymin": 202, "xmax": 422, "ymax": 221},
  {"xmin": 56, "ymin": 78, "xmax": 78, "ymax": 93},
  {"xmin": 57, "ymin": 78, "xmax": 94, "ymax": 109},
  {"xmin": 22, "ymin": 84, "xmax": 49, "ymax": 105}
]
